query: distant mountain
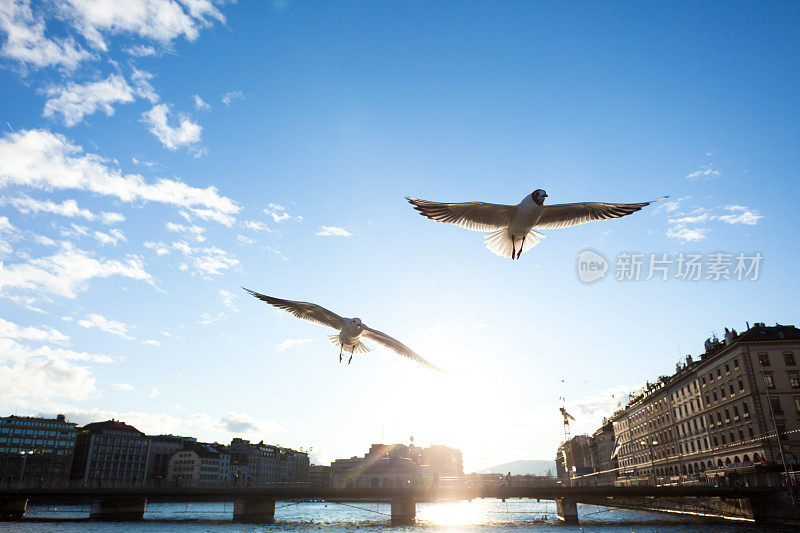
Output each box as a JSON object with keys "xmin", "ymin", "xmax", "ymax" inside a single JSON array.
[{"xmin": 477, "ymin": 459, "xmax": 556, "ymax": 476}]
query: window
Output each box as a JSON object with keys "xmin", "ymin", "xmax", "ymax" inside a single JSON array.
[
  {"xmin": 717, "ymin": 368, "xmax": 722, "ymax": 379},
  {"xmin": 720, "ymin": 433, "xmax": 726, "ymax": 444},
  {"xmin": 738, "ymin": 427, "xmax": 744, "ymax": 440},
  {"xmin": 785, "ymin": 352, "xmax": 796, "ymax": 366},
  {"xmin": 789, "ymin": 372, "xmax": 800, "ymax": 388},
  {"xmin": 759, "ymin": 352, "xmax": 770, "ymax": 366},
  {"xmin": 771, "ymin": 397, "xmax": 783, "ymax": 415},
  {"xmin": 764, "ymin": 372, "xmax": 775, "ymax": 389},
  {"xmin": 738, "ymin": 377, "xmax": 744, "ymax": 392},
  {"xmin": 712, "ymin": 390, "xmax": 718, "ymax": 401},
  {"xmin": 734, "ymin": 357, "xmax": 739, "ymax": 370},
  {"xmin": 729, "ymin": 382, "xmax": 735, "ymax": 395},
  {"xmin": 712, "ymin": 435, "xmax": 718, "ymax": 446},
  {"xmin": 742, "ymin": 402, "xmax": 750, "ymax": 416},
  {"xmin": 777, "ymin": 421, "xmax": 787, "ymax": 438},
  {"xmin": 701, "ymin": 375, "xmax": 706, "ymax": 385},
  {"xmin": 725, "ymin": 363, "xmax": 730, "ymax": 374},
  {"xmin": 733, "ymin": 404, "xmax": 740, "ymax": 418},
  {"xmin": 795, "ymin": 397, "xmax": 800, "ymax": 415}
]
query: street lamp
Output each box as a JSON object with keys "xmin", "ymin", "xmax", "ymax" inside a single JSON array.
[
  {"xmin": 640, "ymin": 439, "xmax": 659, "ymax": 486},
  {"xmin": 18, "ymin": 450, "xmax": 34, "ymax": 490}
]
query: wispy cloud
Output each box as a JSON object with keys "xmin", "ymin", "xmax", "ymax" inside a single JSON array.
[
  {"xmin": 43, "ymin": 74, "xmax": 136, "ymax": 127},
  {"xmin": 316, "ymin": 225, "xmax": 353, "ymax": 237},
  {"xmin": 665, "ymin": 204, "xmax": 762, "ymax": 242},
  {"xmin": 193, "ymin": 94, "xmax": 210, "ymax": 111},
  {"xmin": 221, "ymin": 90, "xmax": 244, "ymax": 106},
  {"xmin": 685, "ymin": 164, "xmax": 721, "ymax": 180},
  {"xmin": 78, "ymin": 313, "xmax": 134, "ymax": 340},
  {"xmin": 264, "ymin": 203, "xmax": 296, "ymax": 223},
  {"xmin": 149, "ymin": 387, "xmax": 160, "ymax": 398},
  {"xmin": 113, "ymin": 383, "xmax": 134, "ymax": 391},
  {"xmin": 276, "ymin": 338, "xmax": 313, "ymax": 351},
  {"xmin": 218, "ymin": 289, "xmax": 238, "ymax": 312},
  {"xmin": 0, "ymin": 129, "xmax": 239, "ymax": 224},
  {"xmin": 0, "ymin": 317, "xmax": 69, "ymax": 343}
]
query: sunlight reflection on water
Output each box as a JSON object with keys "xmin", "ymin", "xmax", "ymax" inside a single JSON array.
[{"xmin": 2, "ymin": 500, "xmax": 782, "ymax": 532}]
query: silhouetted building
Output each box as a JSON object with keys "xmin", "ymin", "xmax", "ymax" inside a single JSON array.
[
  {"xmin": 556, "ymin": 435, "xmax": 594, "ymax": 485},
  {"xmin": 0, "ymin": 414, "xmax": 77, "ymax": 487},
  {"xmin": 147, "ymin": 434, "xmax": 196, "ymax": 484},
  {"xmin": 70, "ymin": 420, "xmax": 151, "ymax": 487},
  {"xmin": 226, "ymin": 438, "xmax": 308, "ymax": 486},
  {"xmin": 310, "ymin": 464, "xmax": 331, "ymax": 488}
]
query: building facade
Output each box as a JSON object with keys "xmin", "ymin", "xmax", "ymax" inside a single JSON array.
[
  {"xmin": 609, "ymin": 323, "xmax": 800, "ymax": 485},
  {"xmin": 167, "ymin": 443, "xmax": 229, "ymax": 487},
  {"xmin": 227, "ymin": 438, "xmax": 308, "ymax": 487},
  {"xmin": 0, "ymin": 414, "xmax": 77, "ymax": 488},
  {"xmin": 69, "ymin": 420, "xmax": 151, "ymax": 487},
  {"xmin": 146, "ymin": 435, "xmax": 197, "ymax": 485}
]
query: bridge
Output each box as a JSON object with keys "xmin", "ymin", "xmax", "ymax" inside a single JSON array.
[{"xmin": 0, "ymin": 484, "xmax": 788, "ymax": 524}]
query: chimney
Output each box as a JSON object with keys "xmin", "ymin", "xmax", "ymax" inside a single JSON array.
[
  {"xmin": 685, "ymin": 354, "xmax": 693, "ymax": 365},
  {"xmin": 56, "ymin": 414, "xmax": 65, "ymax": 422}
]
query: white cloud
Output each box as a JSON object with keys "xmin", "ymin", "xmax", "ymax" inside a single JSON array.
[
  {"xmin": 43, "ymin": 73, "xmax": 135, "ymax": 126},
  {"xmin": 93, "ymin": 228, "xmax": 126, "ymax": 246},
  {"xmin": 685, "ymin": 165, "xmax": 721, "ymax": 180},
  {"xmin": 124, "ymin": 44, "xmax": 156, "ymax": 57},
  {"xmin": 149, "ymin": 387, "xmax": 160, "ymax": 398},
  {"xmin": 141, "ymin": 103, "xmax": 202, "ymax": 152},
  {"xmin": 0, "ymin": 216, "xmax": 15, "ymax": 233},
  {"xmin": 143, "ymin": 240, "xmax": 170, "ymax": 256},
  {"xmin": 5, "ymin": 196, "xmax": 96, "ymax": 220},
  {"xmin": 264, "ymin": 203, "xmax": 292, "ymax": 223},
  {"xmin": 218, "ymin": 289, "xmax": 238, "ymax": 312},
  {"xmin": 61, "ymin": 0, "xmax": 226, "ymax": 52},
  {"xmin": 244, "ymin": 220, "xmax": 271, "ymax": 232},
  {"xmin": 113, "ymin": 382, "xmax": 134, "ymax": 391},
  {"xmin": 197, "ymin": 311, "xmax": 225, "ymax": 326},
  {"xmin": 142, "ymin": 339, "xmax": 160, "ymax": 346},
  {"xmin": 316, "ymin": 225, "xmax": 353, "ymax": 237},
  {"xmin": 130, "ymin": 68, "xmax": 159, "ymax": 103},
  {"xmin": 236, "ymin": 234, "xmax": 254, "ymax": 245},
  {"xmin": 717, "ymin": 206, "xmax": 762, "ymax": 226},
  {"xmin": 0, "ymin": 0, "xmax": 92, "ymax": 69},
  {"xmin": 665, "ymin": 224, "xmax": 709, "ymax": 242},
  {"xmin": 276, "ymin": 338, "xmax": 312, "ymax": 351},
  {"xmin": 0, "ymin": 317, "xmax": 69, "ymax": 343},
  {"xmin": 101, "ymin": 211, "xmax": 124, "ymax": 224},
  {"xmin": 193, "ymin": 94, "xmax": 209, "ymax": 110},
  {"xmin": 173, "ymin": 241, "xmax": 239, "ymax": 277},
  {"xmin": 221, "ymin": 89, "xmax": 243, "ymax": 105},
  {"xmin": 166, "ymin": 221, "xmax": 205, "ymax": 241},
  {"xmin": 0, "ymin": 242, "xmax": 151, "ymax": 299},
  {"xmin": 78, "ymin": 313, "xmax": 134, "ymax": 340},
  {"xmin": 0, "ymin": 129, "xmax": 239, "ymax": 224}
]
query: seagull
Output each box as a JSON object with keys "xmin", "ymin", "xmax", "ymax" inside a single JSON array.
[
  {"xmin": 407, "ymin": 190, "xmax": 667, "ymax": 260},
  {"xmin": 242, "ymin": 288, "xmax": 443, "ymax": 371}
]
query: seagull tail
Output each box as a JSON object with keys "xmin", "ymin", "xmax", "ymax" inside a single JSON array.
[
  {"xmin": 327, "ymin": 335, "xmax": 371, "ymax": 354},
  {"xmin": 483, "ymin": 228, "xmax": 545, "ymax": 258}
]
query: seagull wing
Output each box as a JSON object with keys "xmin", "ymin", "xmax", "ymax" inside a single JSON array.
[
  {"xmin": 243, "ymin": 288, "xmax": 346, "ymax": 330},
  {"xmin": 535, "ymin": 196, "xmax": 668, "ymax": 230},
  {"xmin": 407, "ymin": 197, "xmax": 516, "ymax": 232},
  {"xmin": 362, "ymin": 326, "xmax": 444, "ymax": 372}
]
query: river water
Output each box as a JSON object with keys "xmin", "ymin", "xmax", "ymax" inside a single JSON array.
[{"xmin": 0, "ymin": 499, "xmax": 789, "ymax": 532}]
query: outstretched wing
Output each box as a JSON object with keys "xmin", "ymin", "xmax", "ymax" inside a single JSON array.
[
  {"xmin": 407, "ymin": 197, "xmax": 516, "ymax": 232},
  {"xmin": 362, "ymin": 326, "xmax": 444, "ymax": 372},
  {"xmin": 243, "ymin": 288, "xmax": 345, "ymax": 330},
  {"xmin": 535, "ymin": 196, "xmax": 668, "ymax": 230}
]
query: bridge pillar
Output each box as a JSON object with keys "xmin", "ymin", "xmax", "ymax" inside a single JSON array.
[
  {"xmin": 89, "ymin": 498, "xmax": 147, "ymax": 521},
  {"xmin": 233, "ymin": 499, "xmax": 275, "ymax": 523},
  {"xmin": 556, "ymin": 498, "xmax": 578, "ymax": 524},
  {"xmin": 0, "ymin": 498, "xmax": 27, "ymax": 521},
  {"xmin": 391, "ymin": 498, "xmax": 416, "ymax": 524}
]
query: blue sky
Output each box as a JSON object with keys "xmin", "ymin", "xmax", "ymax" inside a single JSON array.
[{"xmin": 0, "ymin": 1, "xmax": 798, "ymax": 470}]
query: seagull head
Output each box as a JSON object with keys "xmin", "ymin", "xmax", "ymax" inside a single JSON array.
[
  {"xmin": 351, "ymin": 318, "xmax": 364, "ymax": 331},
  {"xmin": 532, "ymin": 189, "xmax": 548, "ymax": 205}
]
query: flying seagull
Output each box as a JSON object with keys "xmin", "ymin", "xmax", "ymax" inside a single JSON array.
[
  {"xmin": 407, "ymin": 190, "xmax": 667, "ymax": 260},
  {"xmin": 243, "ymin": 288, "xmax": 443, "ymax": 371}
]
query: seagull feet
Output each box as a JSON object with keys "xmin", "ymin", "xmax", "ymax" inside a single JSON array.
[{"xmin": 348, "ymin": 355, "xmax": 353, "ymax": 364}]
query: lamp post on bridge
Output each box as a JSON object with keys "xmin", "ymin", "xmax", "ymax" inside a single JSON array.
[
  {"xmin": 640, "ymin": 439, "xmax": 658, "ymax": 486},
  {"xmin": 18, "ymin": 450, "xmax": 34, "ymax": 490}
]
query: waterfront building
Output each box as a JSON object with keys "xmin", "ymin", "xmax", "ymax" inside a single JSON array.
[
  {"xmin": 330, "ymin": 443, "xmax": 463, "ymax": 488},
  {"xmin": 146, "ymin": 434, "xmax": 197, "ymax": 485},
  {"xmin": 555, "ymin": 435, "xmax": 594, "ymax": 485},
  {"xmin": 0, "ymin": 414, "xmax": 77, "ymax": 487},
  {"xmin": 69, "ymin": 420, "xmax": 151, "ymax": 487},
  {"xmin": 226, "ymin": 438, "xmax": 308, "ymax": 486},
  {"xmin": 309, "ymin": 464, "xmax": 331, "ymax": 488},
  {"xmin": 167, "ymin": 443, "xmax": 228, "ymax": 487},
  {"xmin": 589, "ymin": 419, "xmax": 618, "ymax": 485},
  {"xmin": 609, "ymin": 322, "xmax": 800, "ymax": 485}
]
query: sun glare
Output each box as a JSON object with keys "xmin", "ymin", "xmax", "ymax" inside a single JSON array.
[{"xmin": 417, "ymin": 501, "xmax": 484, "ymax": 526}]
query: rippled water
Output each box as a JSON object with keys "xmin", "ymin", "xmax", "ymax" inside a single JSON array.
[{"xmin": 0, "ymin": 499, "xmax": 788, "ymax": 532}]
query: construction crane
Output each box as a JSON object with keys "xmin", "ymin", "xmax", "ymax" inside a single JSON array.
[{"xmin": 559, "ymin": 406, "xmax": 575, "ymax": 442}]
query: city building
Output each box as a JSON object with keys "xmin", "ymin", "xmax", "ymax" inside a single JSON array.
[
  {"xmin": 330, "ymin": 443, "xmax": 464, "ymax": 488},
  {"xmin": 555, "ymin": 435, "xmax": 594, "ymax": 485},
  {"xmin": 70, "ymin": 420, "xmax": 151, "ymax": 487},
  {"xmin": 589, "ymin": 418, "xmax": 618, "ymax": 485},
  {"xmin": 309, "ymin": 464, "xmax": 331, "ymax": 488},
  {"xmin": 608, "ymin": 323, "xmax": 800, "ymax": 486},
  {"xmin": 227, "ymin": 438, "xmax": 308, "ymax": 487},
  {"xmin": 0, "ymin": 414, "xmax": 77, "ymax": 487},
  {"xmin": 167, "ymin": 442, "xmax": 230, "ymax": 487},
  {"xmin": 146, "ymin": 435, "xmax": 197, "ymax": 485}
]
